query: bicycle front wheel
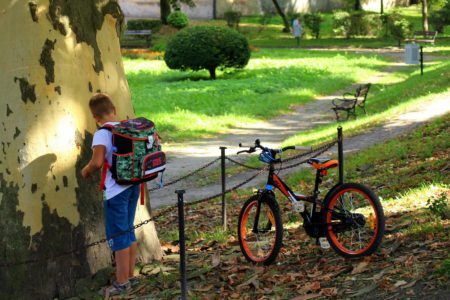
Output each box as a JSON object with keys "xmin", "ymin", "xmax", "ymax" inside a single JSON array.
[
  {"xmin": 323, "ymin": 183, "xmax": 385, "ymax": 258},
  {"xmin": 238, "ymin": 194, "xmax": 283, "ymax": 265}
]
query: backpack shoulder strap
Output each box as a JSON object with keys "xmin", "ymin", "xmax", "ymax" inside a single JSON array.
[
  {"xmin": 99, "ymin": 124, "xmax": 113, "ymax": 131},
  {"xmin": 98, "ymin": 125, "xmax": 114, "ymax": 192}
]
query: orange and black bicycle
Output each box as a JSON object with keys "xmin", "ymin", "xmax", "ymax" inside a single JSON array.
[{"xmin": 237, "ymin": 139, "xmax": 385, "ymax": 265}]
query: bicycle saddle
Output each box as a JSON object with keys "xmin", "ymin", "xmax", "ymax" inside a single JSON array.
[{"xmin": 308, "ymin": 157, "xmax": 339, "ymax": 170}]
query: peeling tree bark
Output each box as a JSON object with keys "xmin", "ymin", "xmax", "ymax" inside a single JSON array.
[{"xmin": 0, "ymin": 1, "xmax": 161, "ymax": 299}]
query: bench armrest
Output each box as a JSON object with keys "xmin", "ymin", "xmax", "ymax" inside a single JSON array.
[
  {"xmin": 332, "ymin": 98, "xmax": 356, "ymax": 107},
  {"xmin": 342, "ymin": 92, "xmax": 356, "ymax": 100}
]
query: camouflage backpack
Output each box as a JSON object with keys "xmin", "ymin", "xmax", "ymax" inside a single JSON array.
[{"xmin": 99, "ymin": 118, "xmax": 166, "ymax": 203}]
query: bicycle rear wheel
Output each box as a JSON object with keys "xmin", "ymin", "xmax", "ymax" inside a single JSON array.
[
  {"xmin": 238, "ymin": 194, "xmax": 283, "ymax": 265},
  {"xmin": 323, "ymin": 183, "xmax": 385, "ymax": 258}
]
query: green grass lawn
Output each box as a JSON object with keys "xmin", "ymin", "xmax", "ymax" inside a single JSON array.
[
  {"xmin": 134, "ymin": 5, "xmax": 450, "ymax": 53},
  {"xmin": 140, "ymin": 115, "xmax": 450, "ymax": 300},
  {"xmin": 125, "ymin": 49, "xmax": 389, "ymax": 142},
  {"xmin": 283, "ymin": 58, "xmax": 450, "ymax": 147}
]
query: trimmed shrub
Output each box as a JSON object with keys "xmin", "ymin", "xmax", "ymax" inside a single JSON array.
[
  {"xmin": 332, "ymin": 11, "xmax": 351, "ymax": 38},
  {"xmin": 303, "ymin": 13, "xmax": 323, "ymax": 39},
  {"xmin": 127, "ymin": 19, "xmax": 162, "ymax": 32},
  {"xmin": 390, "ymin": 18, "xmax": 413, "ymax": 47},
  {"xmin": 430, "ymin": 1, "xmax": 450, "ymax": 33},
  {"xmin": 164, "ymin": 26, "xmax": 251, "ymax": 79},
  {"xmin": 382, "ymin": 13, "xmax": 413, "ymax": 47},
  {"xmin": 224, "ymin": 10, "xmax": 241, "ymax": 29},
  {"xmin": 167, "ymin": 11, "xmax": 189, "ymax": 29},
  {"xmin": 332, "ymin": 11, "xmax": 382, "ymax": 38}
]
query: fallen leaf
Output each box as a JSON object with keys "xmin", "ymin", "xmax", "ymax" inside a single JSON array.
[
  {"xmin": 304, "ymin": 281, "xmax": 321, "ymax": 292},
  {"xmin": 290, "ymin": 293, "xmax": 321, "ymax": 300},
  {"xmin": 401, "ymin": 280, "xmax": 417, "ymax": 289},
  {"xmin": 394, "ymin": 280, "xmax": 408, "ymax": 288},
  {"xmin": 352, "ymin": 282, "xmax": 378, "ymax": 297},
  {"xmin": 212, "ymin": 252, "xmax": 221, "ymax": 268},
  {"xmin": 237, "ymin": 274, "xmax": 259, "ymax": 290},
  {"xmin": 351, "ymin": 261, "xmax": 369, "ymax": 275},
  {"xmin": 194, "ymin": 284, "xmax": 214, "ymax": 292},
  {"xmin": 321, "ymin": 287, "xmax": 338, "ymax": 296}
]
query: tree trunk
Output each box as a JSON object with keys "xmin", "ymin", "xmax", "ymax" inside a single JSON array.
[
  {"xmin": 161, "ymin": 0, "xmax": 171, "ymax": 24},
  {"xmin": 271, "ymin": 0, "xmax": 290, "ymax": 33},
  {"xmin": 380, "ymin": 0, "xmax": 384, "ymax": 14},
  {"xmin": 209, "ymin": 68, "xmax": 217, "ymax": 79},
  {"xmin": 0, "ymin": 1, "xmax": 162, "ymax": 299},
  {"xmin": 422, "ymin": 0, "xmax": 429, "ymax": 31},
  {"xmin": 355, "ymin": 0, "xmax": 362, "ymax": 10}
]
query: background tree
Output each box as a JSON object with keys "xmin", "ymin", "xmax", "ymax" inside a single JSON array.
[
  {"xmin": 0, "ymin": 1, "xmax": 161, "ymax": 299},
  {"xmin": 161, "ymin": 0, "xmax": 195, "ymax": 24},
  {"xmin": 422, "ymin": 0, "xmax": 429, "ymax": 30},
  {"xmin": 420, "ymin": 0, "xmax": 447, "ymax": 31},
  {"xmin": 271, "ymin": 0, "xmax": 290, "ymax": 32}
]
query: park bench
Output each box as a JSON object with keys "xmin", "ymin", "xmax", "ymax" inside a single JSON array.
[
  {"xmin": 406, "ymin": 31, "xmax": 438, "ymax": 45},
  {"xmin": 123, "ymin": 30, "xmax": 152, "ymax": 48},
  {"xmin": 331, "ymin": 83, "xmax": 371, "ymax": 121}
]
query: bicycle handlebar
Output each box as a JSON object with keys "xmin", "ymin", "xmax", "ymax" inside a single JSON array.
[{"xmin": 237, "ymin": 139, "xmax": 312, "ymax": 155}]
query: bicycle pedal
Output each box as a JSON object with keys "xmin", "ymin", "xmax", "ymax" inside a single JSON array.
[
  {"xmin": 292, "ymin": 202, "xmax": 305, "ymax": 213},
  {"xmin": 319, "ymin": 237, "xmax": 330, "ymax": 249}
]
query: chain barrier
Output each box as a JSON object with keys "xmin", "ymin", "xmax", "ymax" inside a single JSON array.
[
  {"xmin": 149, "ymin": 157, "xmax": 220, "ymax": 192},
  {"xmin": 224, "ymin": 157, "xmax": 264, "ymax": 170},
  {"xmin": 279, "ymin": 141, "xmax": 337, "ymax": 170},
  {"xmin": 0, "ymin": 219, "xmax": 153, "ymax": 268},
  {"xmin": 0, "ymin": 140, "xmax": 337, "ymax": 269},
  {"xmin": 185, "ymin": 167, "xmax": 268, "ymax": 207}
]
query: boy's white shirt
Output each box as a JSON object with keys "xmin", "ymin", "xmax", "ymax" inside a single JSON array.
[{"xmin": 92, "ymin": 121, "xmax": 131, "ymax": 200}]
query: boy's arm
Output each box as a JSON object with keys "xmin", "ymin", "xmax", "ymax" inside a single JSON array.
[{"xmin": 81, "ymin": 145, "xmax": 106, "ymax": 178}]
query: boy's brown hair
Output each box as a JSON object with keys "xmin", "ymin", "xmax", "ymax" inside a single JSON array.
[{"xmin": 89, "ymin": 93, "xmax": 115, "ymax": 118}]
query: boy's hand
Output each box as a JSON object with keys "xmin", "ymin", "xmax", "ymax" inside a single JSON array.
[
  {"xmin": 81, "ymin": 166, "xmax": 91, "ymax": 178},
  {"xmin": 81, "ymin": 145, "xmax": 106, "ymax": 179}
]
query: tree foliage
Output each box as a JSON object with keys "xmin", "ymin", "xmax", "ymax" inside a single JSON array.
[
  {"xmin": 303, "ymin": 13, "xmax": 324, "ymax": 39},
  {"xmin": 167, "ymin": 11, "xmax": 189, "ymax": 29},
  {"xmin": 160, "ymin": 0, "xmax": 194, "ymax": 24},
  {"xmin": 164, "ymin": 26, "xmax": 250, "ymax": 79}
]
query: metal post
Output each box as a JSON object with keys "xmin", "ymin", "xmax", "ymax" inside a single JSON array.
[
  {"xmin": 420, "ymin": 46, "xmax": 424, "ymax": 76},
  {"xmin": 220, "ymin": 146, "xmax": 227, "ymax": 231},
  {"xmin": 176, "ymin": 190, "xmax": 187, "ymax": 300},
  {"xmin": 337, "ymin": 127, "xmax": 344, "ymax": 185}
]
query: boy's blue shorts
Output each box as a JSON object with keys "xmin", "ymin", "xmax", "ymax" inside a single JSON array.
[{"xmin": 103, "ymin": 185, "xmax": 140, "ymax": 251}]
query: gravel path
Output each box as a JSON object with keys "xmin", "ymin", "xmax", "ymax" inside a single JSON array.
[{"xmin": 147, "ymin": 50, "xmax": 449, "ymax": 209}]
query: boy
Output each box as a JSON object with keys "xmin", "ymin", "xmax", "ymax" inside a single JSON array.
[{"xmin": 81, "ymin": 93, "xmax": 140, "ymax": 296}]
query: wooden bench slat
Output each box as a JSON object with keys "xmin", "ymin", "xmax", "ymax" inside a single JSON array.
[{"xmin": 332, "ymin": 83, "xmax": 371, "ymax": 121}]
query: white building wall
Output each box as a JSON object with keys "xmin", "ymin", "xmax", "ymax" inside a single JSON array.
[{"xmin": 118, "ymin": 0, "xmax": 410, "ymax": 20}]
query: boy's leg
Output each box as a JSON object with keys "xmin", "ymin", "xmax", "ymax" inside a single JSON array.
[
  {"xmin": 104, "ymin": 188, "xmax": 135, "ymax": 284},
  {"xmin": 115, "ymin": 247, "xmax": 131, "ymax": 283},
  {"xmin": 127, "ymin": 185, "xmax": 140, "ymax": 278},
  {"xmin": 129, "ymin": 242, "xmax": 137, "ymax": 277}
]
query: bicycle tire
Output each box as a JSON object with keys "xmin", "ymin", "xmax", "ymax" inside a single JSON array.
[
  {"xmin": 238, "ymin": 194, "xmax": 283, "ymax": 265},
  {"xmin": 322, "ymin": 183, "xmax": 385, "ymax": 258}
]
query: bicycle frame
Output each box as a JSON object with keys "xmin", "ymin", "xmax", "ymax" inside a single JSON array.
[{"xmin": 253, "ymin": 162, "xmax": 341, "ymax": 235}]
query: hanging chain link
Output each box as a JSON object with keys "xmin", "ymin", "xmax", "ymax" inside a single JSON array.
[
  {"xmin": 0, "ymin": 140, "xmax": 337, "ymax": 268},
  {"xmin": 148, "ymin": 157, "xmax": 220, "ymax": 192}
]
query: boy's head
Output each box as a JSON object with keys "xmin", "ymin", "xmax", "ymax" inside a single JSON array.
[{"xmin": 89, "ymin": 93, "xmax": 116, "ymax": 123}]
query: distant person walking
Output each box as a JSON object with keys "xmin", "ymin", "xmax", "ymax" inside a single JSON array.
[{"xmin": 292, "ymin": 17, "xmax": 303, "ymax": 47}]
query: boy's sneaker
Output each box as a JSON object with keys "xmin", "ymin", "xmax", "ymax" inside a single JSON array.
[
  {"xmin": 129, "ymin": 276, "xmax": 140, "ymax": 288},
  {"xmin": 106, "ymin": 280, "xmax": 131, "ymax": 296}
]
